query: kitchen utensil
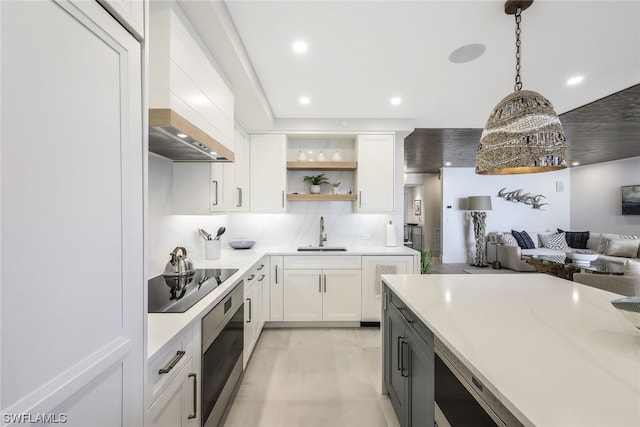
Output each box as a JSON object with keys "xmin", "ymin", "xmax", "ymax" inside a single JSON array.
[
  {"xmin": 198, "ymin": 228, "xmax": 212, "ymax": 240},
  {"xmin": 163, "ymin": 246, "xmax": 195, "ymax": 277},
  {"xmin": 214, "ymin": 226, "xmax": 226, "ymax": 240},
  {"xmin": 229, "ymin": 240, "xmax": 256, "ymax": 249}
]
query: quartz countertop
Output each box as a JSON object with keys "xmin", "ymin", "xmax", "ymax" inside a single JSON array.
[
  {"xmin": 381, "ymin": 273, "xmax": 640, "ymax": 426},
  {"xmin": 148, "ymin": 244, "xmax": 418, "ymax": 358}
]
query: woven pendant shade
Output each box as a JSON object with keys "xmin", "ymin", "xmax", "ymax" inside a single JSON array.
[{"xmin": 476, "ymin": 89, "xmax": 567, "ymax": 175}]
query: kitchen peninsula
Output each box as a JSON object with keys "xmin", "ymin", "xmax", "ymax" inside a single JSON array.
[{"xmin": 382, "ymin": 274, "xmax": 640, "ymax": 426}]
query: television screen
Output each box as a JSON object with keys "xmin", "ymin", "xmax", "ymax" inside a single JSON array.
[{"xmin": 621, "ymin": 185, "xmax": 640, "ymax": 215}]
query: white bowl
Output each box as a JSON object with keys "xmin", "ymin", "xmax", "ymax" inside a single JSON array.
[
  {"xmin": 229, "ymin": 240, "xmax": 255, "ymax": 249},
  {"xmin": 565, "ymin": 250, "xmax": 598, "ymax": 266}
]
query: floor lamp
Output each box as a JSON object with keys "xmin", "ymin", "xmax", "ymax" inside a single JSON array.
[{"xmin": 467, "ymin": 196, "xmax": 492, "ymax": 267}]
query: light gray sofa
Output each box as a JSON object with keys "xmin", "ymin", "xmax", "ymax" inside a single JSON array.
[
  {"xmin": 496, "ymin": 232, "xmax": 640, "ymax": 272},
  {"xmin": 573, "ymin": 273, "xmax": 640, "ymax": 296}
]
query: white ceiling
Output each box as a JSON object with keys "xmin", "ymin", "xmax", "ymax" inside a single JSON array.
[{"xmin": 179, "ymin": 0, "xmax": 640, "ymax": 132}]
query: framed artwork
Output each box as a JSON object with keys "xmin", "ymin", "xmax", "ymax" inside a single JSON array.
[
  {"xmin": 414, "ymin": 200, "xmax": 422, "ymax": 216},
  {"xmin": 621, "ymin": 185, "xmax": 640, "ymax": 215}
]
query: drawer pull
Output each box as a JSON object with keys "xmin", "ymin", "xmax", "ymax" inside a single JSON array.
[
  {"xmin": 248, "ymin": 274, "xmax": 256, "ymax": 281},
  {"xmin": 257, "ymin": 264, "xmax": 265, "ymax": 271},
  {"xmin": 188, "ymin": 373, "xmax": 197, "ymax": 419},
  {"xmin": 158, "ymin": 350, "xmax": 186, "ymax": 375},
  {"xmin": 258, "ymin": 274, "xmax": 265, "ymax": 282},
  {"xmin": 398, "ymin": 307, "xmax": 414, "ymax": 324}
]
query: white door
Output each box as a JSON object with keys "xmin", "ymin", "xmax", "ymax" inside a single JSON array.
[
  {"xmin": 322, "ymin": 270, "xmax": 362, "ymax": 321},
  {"xmin": 249, "ymin": 134, "xmax": 287, "ymax": 212},
  {"xmin": 283, "ymin": 270, "xmax": 323, "ymax": 321},
  {"xmin": 1, "ymin": 1, "xmax": 143, "ymax": 425},
  {"xmin": 357, "ymin": 134, "xmax": 395, "ymax": 212}
]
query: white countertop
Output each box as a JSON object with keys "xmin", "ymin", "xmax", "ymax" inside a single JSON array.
[
  {"xmin": 148, "ymin": 244, "xmax": 418, "ymax": 358},
  {"xmin": 382, "ymin": 273, "xmax": 640, "ymax": 426}
]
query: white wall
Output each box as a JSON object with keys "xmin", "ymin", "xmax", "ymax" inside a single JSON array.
[
  {"xmin": 571, "ymin": 157, "xmax": 640, "ymax": 234},
  {"xmin": 441, "ymin": 167, "xmax": 571, "ymax": 263}
]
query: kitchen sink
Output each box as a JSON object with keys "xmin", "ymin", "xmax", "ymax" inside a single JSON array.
[{"xmin": 297, "ymin": 246, "xmax": 348, "ymax": 252}]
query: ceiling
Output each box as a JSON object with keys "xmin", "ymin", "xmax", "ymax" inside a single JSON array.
[{"xmin": 178, "ymin": 0, "xmax": 640, "ymax": 171}]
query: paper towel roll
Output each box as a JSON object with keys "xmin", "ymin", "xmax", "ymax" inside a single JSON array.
[{"xmin": 386, "ymin": 221, "xmax": 397, "ymax": 247}]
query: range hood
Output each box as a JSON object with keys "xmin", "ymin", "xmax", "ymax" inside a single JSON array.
[{"xmin": 149, "ymin": 109, "xmax": 234, "ymax": 162}]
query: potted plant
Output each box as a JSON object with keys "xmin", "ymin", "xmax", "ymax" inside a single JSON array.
[
  {"xmin": 303, "ymin": 173, "xmax": 329, "ymax": 194},
  {"xmin": 420, "ymin": 248, "xmax": 433, "ymax": 274}
]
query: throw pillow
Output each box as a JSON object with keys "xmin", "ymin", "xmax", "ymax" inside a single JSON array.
[
  {"xmin": 604, "ymin": 238, "xmax": 640, "ymax": 258},
  {"xmin": 557, "ymin": 229, "xmax": 589, "ymax": 249},
  {"xmin": 502, "ymin": 233, "xmax": 518, "ymax": 246},
  {"xmin": 511, "ymin": 230, "xmax": 535, "ymax": 249},
  {"xmin": 540, "ymin": 232, "xmax": 569, "ymax": 250},
  {"xmin": 624, "ymin": 259, "xmax": 640, "ymax": 276},
  {"xmin": 597, "ymin": 233, "xmax": 638, "ymax": 254}
]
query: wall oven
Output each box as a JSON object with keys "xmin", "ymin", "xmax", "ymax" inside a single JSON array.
[
  {"xmin": 202, "ymin": 282, "xmax": 244, "ymax": 427},
  {"xmin": 434, "ymin": 337, "xmax": 523, "ymax": 427}
]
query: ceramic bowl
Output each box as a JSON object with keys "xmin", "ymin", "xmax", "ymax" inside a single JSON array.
[
  {"xmin": 565, "ymin": 250, "xmax": 598, "ymax": 266},
  {"xmin": 229, "ymin": 240, "xmax": 256, "ymax": 249}
]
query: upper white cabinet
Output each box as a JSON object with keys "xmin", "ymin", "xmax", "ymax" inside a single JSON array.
[
  {"xmin": 149, "ymin": 0, "xmax": 235, "ymax": 158},
  {"xmin": 1, "ymin": 0, "xmax": 143, "ymax": 423},
  {"xmin": 98, "ymin": 0, "xmax": 144, "ymax": 40},
  {"xmin": 250, "ymin": 134, "xmax": 287, "ymax": 212},
  {"xmin": 356, "ymin": 134, "xmax": 395, "ymax": 212}
]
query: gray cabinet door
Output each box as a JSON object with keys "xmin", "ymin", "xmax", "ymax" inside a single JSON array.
[
  {"xmin": 406, "ymin": 325, "xmax": 435, "ymax": 427},
  {"xmin": 384, "ymin": 302, "xmax": 407, "ymax": 423}
]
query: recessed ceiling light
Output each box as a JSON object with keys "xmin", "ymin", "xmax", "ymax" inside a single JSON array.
[
  {"xmin": 445, "ymin": 162, "xmax": 452, "ymax": 166},
  {"xmin": 390, "ymin": 97, "xmax": 402, "ymax": 106},
  {"xmin": 567, "ymin": 75, "xmax": 584, "ymax": 86},
  {"xmin": 177, "ymin": 133, "xmax": 187, "ymax": 138},
  {"xmin": 448, "ymin": 43, "xmax": 486, "ymax": 63},
  {"xmin": 299, "ymin": 96, "xmax": 310, "ymax": 105},
  {"xmin": 572, "ymin": 161, "xmax": 580, "ymax": 166},
  {"xmin": 292, "ymin": 41, "xmax": 308, "ymax": 54}
]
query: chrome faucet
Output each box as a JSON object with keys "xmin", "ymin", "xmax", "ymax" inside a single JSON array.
[{"xmin": 319, "ymin": 216, "xmax": 327, "ymax": 247}]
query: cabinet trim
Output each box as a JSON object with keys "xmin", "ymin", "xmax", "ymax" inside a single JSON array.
[
  {"xmin": 287, "ymin": 194, "xmax": 357, "ymax": 201},
  {"xmin": 286, "ymin": 161, "xmax": 357, "ymax": 170}
]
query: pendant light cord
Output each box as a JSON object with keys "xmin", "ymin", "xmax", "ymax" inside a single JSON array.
[{"xmin": 514, "ymin": 7, "xmax": 523, "ymax": 91}]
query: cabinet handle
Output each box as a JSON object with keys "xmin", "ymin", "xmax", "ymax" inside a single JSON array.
[
  {"xmin": 275, "ymin": 265, "xmax": 278, "ymax": 284},
  {"xmin": 257, "ymin": 264, "xmax": 265, "ymax": 271},
  {"xmin": 359, "ymin": 191, "xmax": 362, "ymax": 208},
  {"xmin": 396, "ymin": 336, "xmax": 404, "ymax": 371},
  {"xmin": 323, "ymin": 274, "xmax": 327, "ymax": 293},
  {"xmin": 281, "ymin": 190, "xmax": 285, "ymax": 208},
  {"xmin": 258, "ymin": 274, "xmax": 265, "ymax": 282},
  {"xmin": 158, "ymin": 350, "xmax": 186, "ymax": 374},
  {"xmin": 236, "ymin": 187, "xmax": 242, "ymax": 207},
  {"xmin": 398, "ymin": 307, "xmax": 414, "ymax": 324},
  {"xmin": 248, "ymin": 274, "xmax": 255, "ymax": 281},
  {"xmin": 212, "ymin": 180, "xmax": 219, "ymax": 206},
  {"xmin": 188, "ymin": 373, "xmax": 197, "ymax": 419},
  {"xmin": 383, "ymin": 292, "xmax": 388, "ymax": 311},
  {"xmin": 400, "ymin": 339, "xmax": 408, "ymax": 377},
  {"xmin": 247, "ymin": 298, "xmax": 252, "ymax": 323},
  {"xmin": 318, "ymin": 274, "xmax": 322, "ymax": 293}
]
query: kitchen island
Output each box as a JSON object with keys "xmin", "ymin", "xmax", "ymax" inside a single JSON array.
[{"xmin": 381, "ymin": 273, "xmax": 640, "ymax": 426}]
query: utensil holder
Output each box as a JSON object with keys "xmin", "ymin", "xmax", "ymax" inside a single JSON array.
[{"xmin": 205, "ymin": 240, "xmax": 221, "ymax": 260}]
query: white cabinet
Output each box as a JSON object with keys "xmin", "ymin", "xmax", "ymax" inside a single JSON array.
[
  {"xmin": 250, "ymin": 134, "xmax": 287, "ymax": 212},
  {"xmin": 243, "ymin": 257, "xmax": 268, "ymax": 366},
  {"xmin": 356, "ymin": 134, "xmax": 395, "ymax": 212},
  {"xmin": 227, "ymin": 126, "xmax": 250, "ymax": 212},
  {"xmin": 1, "ymin": 1, "xmax": 143, "ymax": 423},
  {"xmin": 98, "ymin": 0, "xmax": 144, "ymax": 40},
  {"xmin": 269, "ymin": 256, "xmax": 284, "ymax": 321},
  {"xmin": 283, "ymin": 256, "xmax": 362, "ymax": 322},
  {"xmin": 361, "ymin": 256, "xmax": 416, "ymax": 322},
  {"xmin": 146, "ymin": 360, "xmax": 198, "ymax": 427}
]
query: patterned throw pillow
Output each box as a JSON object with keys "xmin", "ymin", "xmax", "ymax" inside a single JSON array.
[
  {"xmin": 511, "ymin": 230, "xmax": 535, "ymax": 249},
  {"xmin": 624, "ymin": 259, "xmax": 640, "ymax": 276},
  {"xmin": 557, "ymin": 229, "xmax": 589, "ymax": 249},
  {"xmin": 604, "ymin": 239, "xmax": 640, "ymax": 258},
  {"xmin": 502, "ymin": 233, "xmax": 518, "ymax": 246},
  {"xmin": 596, "ymin": 233, "xmax": 638, "ymax": 254},
  {"xmin": 540, "ymin": 232, "xmax": 569, "ymax": 250}
]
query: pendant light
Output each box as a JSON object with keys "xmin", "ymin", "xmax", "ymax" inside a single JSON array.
[{"xmin": 476, "ymin": 0, "xmax": 567, "ymax": 175}]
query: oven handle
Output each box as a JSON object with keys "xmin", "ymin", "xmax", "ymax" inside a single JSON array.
[
  {"xmin": 158, "ymin": 350, "xmax": 186, "ymax": 375},
  {"xmin": 188, "ymin": 373, "xmax": 197, "ymax": 419}
]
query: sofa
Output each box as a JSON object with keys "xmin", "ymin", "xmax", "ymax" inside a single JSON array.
[
  {"xmin": 573, "ymin": 273, "xmax": 640, "ymax": 297},
  {"xmin": 495, "ymin": 230, "xmax": 640, "ymax": 272}
]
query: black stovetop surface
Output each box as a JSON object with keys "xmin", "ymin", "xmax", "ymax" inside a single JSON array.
[{"xmin": 148, "ymin": 268, "xmax": 239, "ymax": 313}]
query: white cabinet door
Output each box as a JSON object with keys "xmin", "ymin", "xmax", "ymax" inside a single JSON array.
[
  {"xmin": 231, "ymin": 126, "xmax": 250, "ymax": 212},
  {"xmin": 356, "ymin": 134, "xmax": 395, "ymax": 212},
  {"xmin": 257, "ymin": 259, "xmax": 270, "ymax": 329},
  {"xmin": 361, "ymin": 256, "xmax": 415, "ymax": 322},
  {"xmin": 146, "ymin": 359, "xmax": 198, "ymax": 427},
  {"xmin": 250, "ymin": 134, "xmax": 287, "ymax": 212},
  {"xmin": 98, "ymin": 0, "xmax": 144, "ymax": 40},
  {"xmin": 244, "ymin": 272, "xmax": 263, "ymax": 367},
  {"xmin": 322, "ymin": 270, "xmax": 362, "ymax": 321},
  {"xmin": 283, "ymin": 270, "xmax": 323, "ymax": 321},
  {"xmin": 1, "ymin": 1, "xmax": 143, "ymax": 424},
  {"xmin": 269, "ymin": 256, "xmax": 285, "ymax": 321}
]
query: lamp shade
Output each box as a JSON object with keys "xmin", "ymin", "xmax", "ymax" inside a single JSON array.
[
  {"xmin": 467, "ymin": 196, "xmax": 492, "ymax": 211},
  {"xmin": 476, "ymin": 90, "xmax": 567, "ymax": 175}
]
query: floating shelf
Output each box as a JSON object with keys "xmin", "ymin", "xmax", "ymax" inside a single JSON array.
[
  {"xmin": 286, "ymin": 161, "xmax": 357, "ymax": 171},
  {"xmin": 287, "ymin": 193, "xmax": 357, "ymax": 201}
]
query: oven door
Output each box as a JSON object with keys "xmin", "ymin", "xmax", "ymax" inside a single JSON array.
[{"xmin": 202, "ymin": 301, "xmax": 244, "ymax": 427}]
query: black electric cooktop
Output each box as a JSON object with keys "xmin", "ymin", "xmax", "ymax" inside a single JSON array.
[{"xmin": 148, "ymin": 268, "xmax": 239, "ymax": 313}]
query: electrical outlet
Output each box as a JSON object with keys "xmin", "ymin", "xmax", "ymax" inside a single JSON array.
[{"xmin": 362, "ymin": 233, "xmax": 371, "ymax": 240}]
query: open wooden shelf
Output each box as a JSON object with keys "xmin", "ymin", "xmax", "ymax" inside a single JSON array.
[
  {"xmin": 287, "ymin": 193, "xmax": 357, "ymax": 202},
  {"xmin": 286, "ymin": 161, "xmax": 357, "ymax": 171}
]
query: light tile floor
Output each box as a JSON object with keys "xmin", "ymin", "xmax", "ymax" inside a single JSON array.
[{"xmin": 223, "ymin": 327, "xmax": 400, "ymax": 427}]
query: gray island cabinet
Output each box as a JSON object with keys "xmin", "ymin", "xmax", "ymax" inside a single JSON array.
[{"xmin": 383, "ymin": 285, "xmax": 434, "ymax": 427}]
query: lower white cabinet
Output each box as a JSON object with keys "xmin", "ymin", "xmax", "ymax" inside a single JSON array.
[
  {"xmin": 361, "ymin": 256, "xmax": 415, "ymax": 322},
  {"xmin": 146, "ymin": 359, "xmax": 198, "ymax": 427},
  {"xmin": 244, "ymin": 257, "xmax": 268, "ymax": 366},
  {"xmin": 269, "ymin": 256, "xmax": 284, "ymax": 321}
]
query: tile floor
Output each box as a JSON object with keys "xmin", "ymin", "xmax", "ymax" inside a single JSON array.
[{"xmin": 223, "ymin": 327, "xmax": 400, "ymax": 427}]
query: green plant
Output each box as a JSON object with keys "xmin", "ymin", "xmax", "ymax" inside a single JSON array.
[
  {"xmin": 303, "ymin": 174, "xmax": 330, "ymax": 185},
  {"xmin": 420, "ymin": 248, "xmax": 433, "ymax": 274}
]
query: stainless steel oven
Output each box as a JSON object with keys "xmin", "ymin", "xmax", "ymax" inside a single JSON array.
[
  {"xmin": 434, "ymin": 337, "xmax": 523, "ymax": 427},
  {"xmin": 202, "ymin": 282, "xmax": 244, "ymax": 427}
]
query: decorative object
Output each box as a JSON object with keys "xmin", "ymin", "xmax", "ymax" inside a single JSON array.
[
  {"xmin": 229, "ymin": 240, "xmax": 256, "ymax": 249},
  {"xmin": 332, "ymin": 150, "xmax": 342, "ymax": 161},
  {"xmin": 540, "ymin": 232, "xmax": 569, "ymax": 250},
  {"xmin": 621, "ymin": 185, "xmax": 640, "ymax": 215},
  {"xmin": 597, "ymin": 233, "xmax": 638, "ymax": 254},
  {"xmin": 557, "ymin": 229, "xmax": 590, "ymax": 249},
  {"xmin": 303, "ymin": 173, "xmax": 329, "ymax": 194},
  {"xmin": 497, "ymin": 187, "xmax": 548, "ymax": 209},
  {"xmin": 420, "ymin": 248, "xmax": 433, "ymax": 274},
  {"xmin": 476, "ymin": 1, "xmax": 567, "ymax": 175},
  {"xmin": 502, "ymin": 233, "xmax": 518, "ymax": 246},
  {"xmin": 332, "ymin": 182, "xmax": 340, "ymax": 194},
  {"xmin": 511, "ymin": 229, "xmax": 535, "ymax": 249},
  {"xmin": 317, "ymin": 150, "xmax": 326, "ymax": 161},
  {"xmin": 467, "ymin": 196, "xmax": 492, "ymax": 267},
  {"xmin": 565, "ymin": 250, "xmax": 598, "ymax": 267},
  {"xmin": 610, "ymin": 296, "xmax": 640, "ymax": 330},
  {"xmin": 297, "ymin": 150, "xmax": 307, "ymax": 161},
  {"xmin": 414, "ymin": 199, "xmax": 422, "ymax": 216}
]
